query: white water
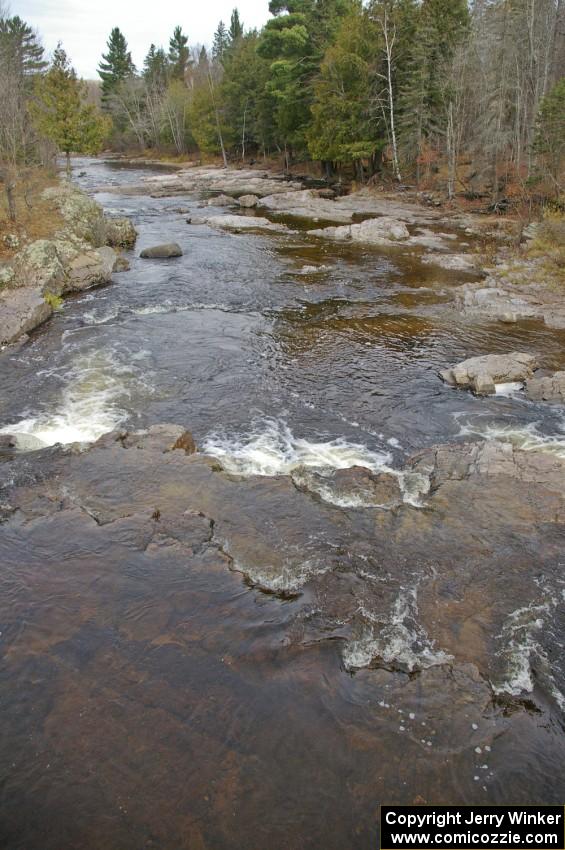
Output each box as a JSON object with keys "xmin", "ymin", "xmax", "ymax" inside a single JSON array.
[
  {"xmin": 493, "ymin": 580, "xmax": 565, "ymax": 709},
  {"xmin": 203, "ymin": 418, "xmax": 393, "ymax": 478},
  {"xmin": 0, "ymin": 349, "xmax": 147, "ymax": 449},
  {"xmin": 203, "ymin": 419, "xmax": 432, "ymax": 508},
  {"xmin": 457, "ymin": 417, "xmax": 565, "ymax": 458},
  {"xmin": 343, "ymin": 585, "xmax": 453, "ymax": 672}
]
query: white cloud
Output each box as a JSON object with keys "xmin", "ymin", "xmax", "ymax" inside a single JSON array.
[{"xmin": 13, "ymin": 0, "xmax": 270, "ymax": 78}]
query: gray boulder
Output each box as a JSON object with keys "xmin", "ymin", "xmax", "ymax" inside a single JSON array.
[
  {"xmin": 238, "ymin": 194, "xmax": 259, "ymax": 208},
  {"xmin": 140, "ymin": 243, "xmax": 183, "ymax": 259},
  {"xmin": 208, "ymin": 194, "xmax": 235, "ymax": 207},
  {"xmin": 440, "ymin": 352, "xmax": 537, "ymax": 395},
  {"xmin": 0, "ymin": 289, "xmax": 52, "ymax": 346},
  {"xmin": 105, "ymin": 217, "xmax": 138, "ymax": 249},
  {"xmin": 113, "ymin": 256, "xmax": 131, "ymax": 273},
  {"xmin": 525, "ymin": 371, "xmax": 565, "ymax": 403},
  {"xmin": 311, "ymin": 216, "xmax": 410, "ymax": 245},
  {"xmin": 65, "ymin": 246, "xmax": 116, "ymax": 292}
]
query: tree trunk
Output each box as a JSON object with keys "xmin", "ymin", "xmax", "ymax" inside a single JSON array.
[
  {"xmin": 66, "ymin": 151, "xmax": 71, "ymax": 176},
  {"xmin": 5, "ymin": 172, "xmax": 17, "ymax": 223},
  {"xmin": 447, "ymin": 101, "xmax": 456, "ymax": 200}
]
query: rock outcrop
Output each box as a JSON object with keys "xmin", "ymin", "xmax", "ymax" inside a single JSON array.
[
  {"xmin": 0, "ymin": 183, "xmax": 136, "ymax": 347},
  {"xmin": 140, "ymin": 243, "xmax": 183, "ymax": 259},
  {"xmin": 196, "ymin": 214, "xmax": 288, "ymax": 233},
  {"xmin": 525, "ymin": 371, "xmax": 565, "ymax": 403},
  {"xmin": 440, "ymin": 352, "xmax": 537, "ymax": 395},
  {"xmin": 311, "ymin": 217, "xmax": 410, "ymax": 245}
]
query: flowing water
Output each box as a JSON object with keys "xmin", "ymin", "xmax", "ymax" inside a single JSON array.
[{"xmin": 0, "ymin": 158, "xmax": 564, "ymax": 849}]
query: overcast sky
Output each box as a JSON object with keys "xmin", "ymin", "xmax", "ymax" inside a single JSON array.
[{"xmin": 12, "ymin": 0, "xmax": 271, "ymax": 79}]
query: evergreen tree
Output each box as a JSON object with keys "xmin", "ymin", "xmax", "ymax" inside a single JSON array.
[
  {"xmin": 144, "ymin": 43, "xmax": 169, "ymax": 89},
  {"xmin": 98, "ymin": 27, "xmax": 136, "ymax": 104},
  {"xmin": 33, "ymin": 45, "xmax": 109, "ymax": 174},
  {"xmin": 229, "ymin": 8, "xmax": 244, "ymax": 43},
  {"xmin": 0, "ymin": 15, "xmax": 47, "ymax": 77},
  {"xmin": 258, "ymin": 0, "xmax": 352, "ymax": 158},
  {"xmin": 533, "ymin": 78, "xmax": 565, "ymax": 197},
  {"xmin": 308, "ymin": 4, "xmax": 383, "ymax": 178},
  {"xmin": 168, "ymin": 25, "xmax": 191, "ymax": 80},
  {"xmin": 212, "ymin": 21, "xmax": 229, "ymax": 62}
]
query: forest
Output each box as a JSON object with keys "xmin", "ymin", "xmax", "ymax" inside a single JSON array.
[{"xmin": 0, "ymin": 0, "xmax": 564, "ymax": 215}]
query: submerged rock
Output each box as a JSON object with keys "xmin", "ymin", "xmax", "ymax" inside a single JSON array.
[
  {"xmin": 201, "ymin": 215, "xmax": 288, "ymax": 233},
  {"xmin": 526, "ymin": 371, "xmax": 565, "ymax": 404},
  {"xmin": 440, "ymin": 352, "xmax": 537, "ymax": 395},
  {"xmin": 293, "ymin": 465, "xmax": 402, "ymax": 507},
  {"xmin": 421, "ymin": 252, "xmax": 479, "ymax": 272},
  {"xmin": 140, "ymin": 243, "xmax": 183, "ymax": 259}
]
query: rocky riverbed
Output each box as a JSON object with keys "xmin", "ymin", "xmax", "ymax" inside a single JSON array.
[{"xmin": 0, "ymin": 157, "xmax": 563, "ymax": 850}]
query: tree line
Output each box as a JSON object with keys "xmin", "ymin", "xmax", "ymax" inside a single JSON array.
[
  {"xmin": 0, "ymin": 4, "xmax": 108, "ymax": 221},
  {"xmin": 97, "ymin": 0, "xmax": 564, "ymax": 202},
  {"xmin": 1, "ymin": 0, "xmax": 563, "ymax": 223}
]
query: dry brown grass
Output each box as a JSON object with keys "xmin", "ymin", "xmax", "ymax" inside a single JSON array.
[{"xmin": 0, "ymin": 168, "xmax": 64, "ymax": 263}]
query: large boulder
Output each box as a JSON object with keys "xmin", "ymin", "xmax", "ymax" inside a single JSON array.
[
  {"xmin": 0, "ymin": 288, "xmax": 52, "ymax": 346},
  {"xmin": 140, "ymin": 243, "xmax": 183, "ymax": 259},
  {"xmin": 351, "ymin": 217, "xmax": 410, "ymax": 243},
  {"xmin": 207, "ymin": 194, "xmax": 235, "ymax": 207},
  {"xmin": 311, "ymin": 217, "xmax": 410, "ymax": 245},
  {"xmin": 440, "ymin": 352, "xmax": 537, "ymax": 395},
  {"xmin": 12, "ymin": 239, "xmax": 67, "ymax": 293},
  {"xmin": 238, "ymin": 194, "xmax": 259, "ymax": 208},
  {"xmin": 105, "ymin": 217, "xmax": 138, "ymax": 249},
  {"xmin": 43, "ymin": 184, "xmax": 106, "ymax": 246},
  {"xmin": 525, "ymin": 371, "xmax": 565, "ymax": 403},
  {"xmin": 65, "ymin": 246, "xmax": 116, "ymax": 292}
]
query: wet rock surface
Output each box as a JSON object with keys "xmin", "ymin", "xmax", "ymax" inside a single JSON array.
[
  {"xmin": 440, "ymin": 352, "xmax": 537, "ymax": 394},
  {"xmin": 1, "ymin": 159, "xmax": 564, "ymax": 849}
]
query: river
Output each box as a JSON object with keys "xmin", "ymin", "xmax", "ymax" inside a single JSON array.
[{"xmin": 0, "ymin": 157, "xmax": 564, "ymax": 849}]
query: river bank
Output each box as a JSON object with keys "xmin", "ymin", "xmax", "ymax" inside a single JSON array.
[
  {"xmin": 0, "ymin": 181, "xmax": 137, "ymax": 347},
  {"xmin": 0, "ymin": 156, "xmax": 563, "ymax": 849}
]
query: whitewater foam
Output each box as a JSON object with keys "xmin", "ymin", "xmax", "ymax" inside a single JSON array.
[
  {"xmin": 203, "ymin": 419, "xmax": 393, "ymax": 478},
  {"xmin": 343, "ymin": 585, "xmax": 453, "ymax": 672},
  {"xmin": 457, "ymin": 418, "xmax": 565, "ymax": 458},
  {"xmin": 493, "ymin": 580, "xmax": 564, "ymax": 709},
  {"xmin": 0, "ymin": 348, "xmax": 148, "ymax": 449}
]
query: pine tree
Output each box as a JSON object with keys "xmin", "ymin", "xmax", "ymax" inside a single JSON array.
[
  {"xmin": 0, "ymin": 14, "xmax": 47, "ymax": 77},
  {"xmin": 98, "ymin": 27, "xmax": 136, "ymax": 104},
  {"xmin": 533, "ymin": 78, "xmax": 565, "ymax": 197},
  {"xmin": 212, "ymin": 21, "xmax": 229, "ymax": 62},
  {"xmin": 308, "ymin": 4, "xmax": 383, "ymax": 178},
  {"xmin": 144, "ymin": 43, "xmax": 169, "ymax": 90},
  {"xmin": 168, "ymin": 26, "xmax": 191, "ymax": 81},
  {"xmin": 229, "ymin": 9, "xmax": 244, "ymax": 43},
  {"xmin": 33, "ymin": 45, "xmax": 110, "ymax": 174},
  {"xmin": 257, "ymin": 0, "xmax": 351, "ymax": 159}
]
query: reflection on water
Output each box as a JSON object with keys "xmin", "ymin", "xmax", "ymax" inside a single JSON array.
[{"xmin": 0, "ymin": 156, "xmax": 564, "ymax": 849}]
